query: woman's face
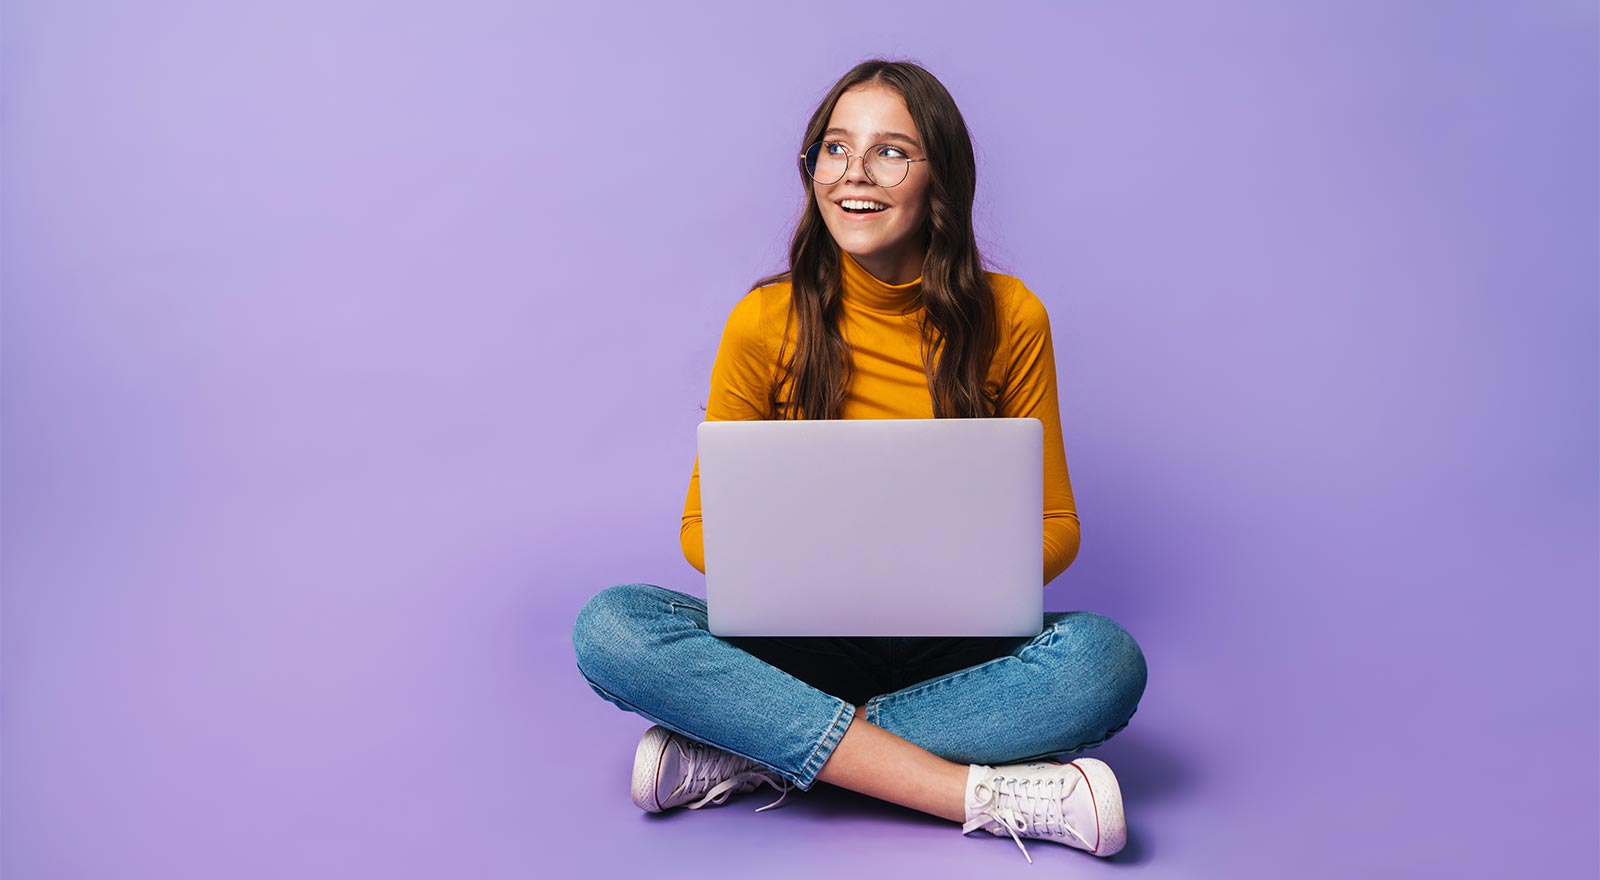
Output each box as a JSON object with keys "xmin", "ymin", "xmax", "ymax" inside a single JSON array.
[{"xmin": 812, "ymin": 84, "xmax": 931, "ymax": 284}]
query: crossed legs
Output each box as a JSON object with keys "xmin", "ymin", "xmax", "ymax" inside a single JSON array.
[{"xmin": 575, "ymin": 584, "xmax": 1146, "ymax": 827}]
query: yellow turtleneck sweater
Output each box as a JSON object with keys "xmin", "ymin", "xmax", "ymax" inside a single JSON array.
[{"xmin": 682, "ymin": 245, "xmax": 1081, "ymax": 587}]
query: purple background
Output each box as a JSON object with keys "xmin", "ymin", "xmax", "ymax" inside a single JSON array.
[{"xmin": 3, "ymin": 1, "xmax": 1595, "ymax": 877}]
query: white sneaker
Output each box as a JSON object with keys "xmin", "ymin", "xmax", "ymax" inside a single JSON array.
[
  {"xmin": 962, "ymin": 757, "xmax": 1127, "ymax": 862},
  {"xmin": 631, "ymin": 724, "xmax": 793, "ymax": 813}
]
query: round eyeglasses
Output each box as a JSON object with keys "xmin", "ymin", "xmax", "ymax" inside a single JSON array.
[{"xmin": 799, "ymin": 140, "xmax": 928, "ymax": 188}]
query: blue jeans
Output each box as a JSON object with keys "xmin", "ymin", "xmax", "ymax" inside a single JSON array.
[{"xmin": 572, "ymin": 582, "xmax": 1148, "ymax": 792}]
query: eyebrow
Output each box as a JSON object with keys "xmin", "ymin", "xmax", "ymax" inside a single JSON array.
[{"xmin": 824, "ymin": 127, "xmax": 921, "ymax": 149}]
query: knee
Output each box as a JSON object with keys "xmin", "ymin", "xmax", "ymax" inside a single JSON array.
[
  {"xmin": 572, "ymin": 582, "xmax": 660, "ymax": 679},
  {"xmin": 1057, "ymin": 611, "xmax": 1148, "ymax": 714}
]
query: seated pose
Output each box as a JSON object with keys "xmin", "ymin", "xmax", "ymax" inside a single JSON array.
[{"xmin": 572, "ymin": 58, "xmax": 1148, "ymax": 864}]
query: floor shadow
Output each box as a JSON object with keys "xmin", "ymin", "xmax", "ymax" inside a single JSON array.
[{"xmin": 1066, "ymin": 729, "xmax": 1196, "ymax": 806}]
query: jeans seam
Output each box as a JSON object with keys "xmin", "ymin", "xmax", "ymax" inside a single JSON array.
[
  {"xmin": 1015, "ymin": 621, "xmax": 1067, "ymax": 658},
  {"xmin": 866, "ymin": 620, "xmax": 1138, "ymax": 760},
  {"xmin": 797, "ymin": 700, "xmax": 853, "ymax": 790},
  {"xmin": 668, "ymin": 600, "xmax": 704, "ymax": 618},
  {"xmin": 871, "ymin": 655, "xmax": 1010, "ymax": 711},
  {"xmin": 869, "ymin": 621, "xmax": 1067, "ymax": 712}
]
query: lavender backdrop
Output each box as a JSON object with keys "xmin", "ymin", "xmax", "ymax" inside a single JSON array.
[{"xmin": 3, "ymin": 1, "xmax": 1595, "ymax": 877}]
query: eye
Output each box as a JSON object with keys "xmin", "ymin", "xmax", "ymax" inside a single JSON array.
[
  {"xmin": 824, "ymin": 142, "xmax": 848, "ymax": 155},
  {"xmin": 876, "ymin": 145, "xmax": 909, "ymax": 159}
]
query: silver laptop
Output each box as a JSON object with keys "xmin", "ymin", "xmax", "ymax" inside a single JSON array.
[{"xmin": 696, "ymin": 417, "xmax": 1043, "ymax": 637}]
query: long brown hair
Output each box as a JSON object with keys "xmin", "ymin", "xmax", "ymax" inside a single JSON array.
[{"xmin": 748, "ymin": 59, "xmax": 999, "ymax": 421}]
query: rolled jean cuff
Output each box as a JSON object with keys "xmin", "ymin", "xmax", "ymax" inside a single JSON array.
[{"xmin": 795, "ymin": 700, "xmax": 855, "ymax": 790}]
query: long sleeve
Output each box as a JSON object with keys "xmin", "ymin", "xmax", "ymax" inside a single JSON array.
[
  {"xmin": 1000, "ymin": 289, "xmax": 1081, "ymax": 586},
  {"xmin": 681, "ymin": 289, "xmax": 771, "ymax": 573}
]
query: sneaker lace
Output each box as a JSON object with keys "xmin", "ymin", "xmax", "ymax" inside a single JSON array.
[
  {"xmin": 678, "ymin": 739, "xmax": 793, "ymax": 812},
  {"xmin": 962, "ymin": 770, "xmax": 1091, "ymax": 863}
]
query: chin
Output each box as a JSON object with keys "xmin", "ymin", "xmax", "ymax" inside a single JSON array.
[
  {"xmin": 832, "ymin": 219, "xmax": 895, "ymax": 239},
  {"xmin": 837, "ymin": 230, "xmax": 908, "ymax": 254}
]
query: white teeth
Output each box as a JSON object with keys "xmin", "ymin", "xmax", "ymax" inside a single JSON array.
[{"xmin": 841, "ymin": 199, "xmax": 887, "ymax": 211}]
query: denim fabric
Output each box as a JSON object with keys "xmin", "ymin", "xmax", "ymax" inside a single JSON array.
[{"xmin": 572, "ymin": 582, "xmax": 1147, "ymax": 792}]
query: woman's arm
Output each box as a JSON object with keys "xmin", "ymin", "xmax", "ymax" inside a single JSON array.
[
  {"xmin": 1001, "ymin": 288, "xmax": 1081, "ymax": 587},
  {"xmin": 681, "ymin": 289, "xmax": 771, "ymax": 572}
]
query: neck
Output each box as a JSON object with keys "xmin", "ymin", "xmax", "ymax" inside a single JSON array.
[
  {"xmin": 838, "ymin": 243, "xmax": 925, "ymax": 315},
  {"xmin": 847, "ymin": 241, "xmax": 926, "ymax": 285}
]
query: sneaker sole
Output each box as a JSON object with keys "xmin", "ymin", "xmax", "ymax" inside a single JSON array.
[
  {"xmin": 1069, "ymin": 757, "xmax": 1127, "ymax": 857},
  {"xmin": 631, "ymin": 724, "xmax": 676, "ymax": 813}
]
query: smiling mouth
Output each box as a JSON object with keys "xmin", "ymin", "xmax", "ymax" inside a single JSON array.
[{"xmin": 838, "ymin": 201, "xmax": 890, "ymax": 217}]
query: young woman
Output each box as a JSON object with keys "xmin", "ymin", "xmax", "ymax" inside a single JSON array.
[{"xmin": 571, "ymin": 59, "xmax": 1148, "ymax": 863}]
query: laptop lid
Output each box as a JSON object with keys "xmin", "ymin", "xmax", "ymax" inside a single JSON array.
[{"xmin": 696, "ymin": 417, "xmax": 1043, "ymax": 637}]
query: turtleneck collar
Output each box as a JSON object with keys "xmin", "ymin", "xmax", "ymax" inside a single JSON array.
[{"xmin": 839, "ymin": 245, "xmax": 923, "ymax": 315}]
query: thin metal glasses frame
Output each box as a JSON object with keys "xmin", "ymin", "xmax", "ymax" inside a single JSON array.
[{"xmin": 798, "ymin": 140, "xmax": 929, "ymax": 188}]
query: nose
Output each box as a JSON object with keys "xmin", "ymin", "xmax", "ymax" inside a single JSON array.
[{"xmin": 843, "ymin": 151, "xmax": 875, "ymax": 186}]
